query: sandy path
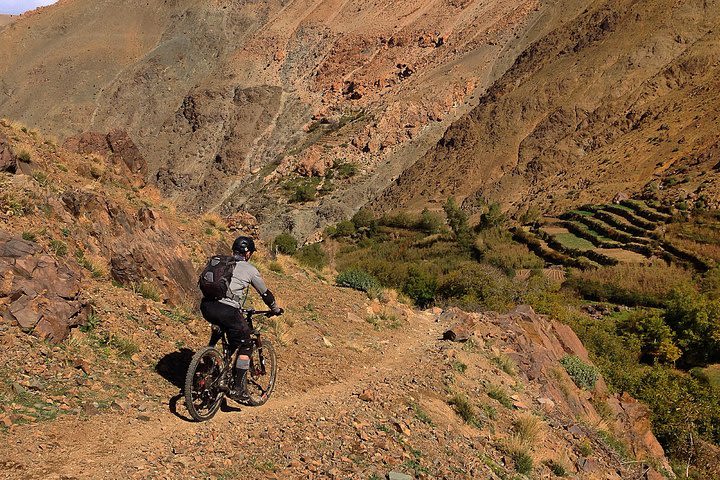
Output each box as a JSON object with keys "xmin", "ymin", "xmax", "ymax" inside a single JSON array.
[{"xmin": 0, "ymin": 311, "xmax": 440, "ymax": 480}]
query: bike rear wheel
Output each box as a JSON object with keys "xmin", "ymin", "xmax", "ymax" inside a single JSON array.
[
  {"xmin": 241, "ymin": 340, "xmax": 277, "ymax": 406},
  {"xmin": 184, "ymin": 346, "xmax": 225, "ymax": 421}
]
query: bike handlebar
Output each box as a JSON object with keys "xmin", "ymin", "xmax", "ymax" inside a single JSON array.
[{"xmin": 243, "ymin": 309, "xmax": 280, "ymax": 317}]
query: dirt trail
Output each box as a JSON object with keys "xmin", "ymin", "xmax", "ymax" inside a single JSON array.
[{"xmin": 1, "ymin": 309, "xmax": 441, "ymax": 480}]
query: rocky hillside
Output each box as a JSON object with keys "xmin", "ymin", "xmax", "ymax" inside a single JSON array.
[
  {"xmin": 377, "ymin": 0, "xmax": 720, "ymax": 218},
  {"xmin": 0, "ymin": 125, "xmax": 673, "ymax": 478},
  {"xmin": 0, "ymin": 0, "xmax": 596, "ymax": 238},
  {"xmin": 0, "ymin": 15, "xmax": 15, "ymax": 27}
]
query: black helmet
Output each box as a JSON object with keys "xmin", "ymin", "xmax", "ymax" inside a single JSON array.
[{"xmin": 232, "ymin": 236, "xmax": 256, "ymax": 254}]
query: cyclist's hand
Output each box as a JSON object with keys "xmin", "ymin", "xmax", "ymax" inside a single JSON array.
[{"xmin": 271, "ymin": 307, "xmax": 284, "ymax": 316}]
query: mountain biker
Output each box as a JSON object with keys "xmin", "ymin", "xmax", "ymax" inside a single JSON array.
[{"xmin": 199, "ymin": 236, "xmax": 283, "ymax": 397}]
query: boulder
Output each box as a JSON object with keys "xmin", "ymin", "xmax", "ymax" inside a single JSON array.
[
  {"xmin": 0, "ymin": 231, "xmax": 86, "ymax": 343},
  {"xmin": 0, "ymin": 133, "xmax": 17, "ymax": 173},
  {"xmin": 440, "ymin": 307, "xmax": 476, "ymax": 342}
]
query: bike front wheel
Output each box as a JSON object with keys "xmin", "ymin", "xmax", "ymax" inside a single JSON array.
[
  {"xmin": 184, "ymin": 346, "xmax": 225, "ymax": 421},
  {"xmin": 241, "ymin": 339, "xmax": 277, "ymax": 406}
]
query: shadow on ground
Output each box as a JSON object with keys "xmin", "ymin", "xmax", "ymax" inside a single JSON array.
[{"xmin": 156, "ymin": 348, "xmax": 194, "ymax": 388}]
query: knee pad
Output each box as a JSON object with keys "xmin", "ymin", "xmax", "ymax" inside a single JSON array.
[{"xmin": 236, "ymin": 357, "xmax": 250, "ymax": 370}]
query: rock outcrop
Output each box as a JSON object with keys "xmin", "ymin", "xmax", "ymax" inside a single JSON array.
[
  {"xmin": 0, "ymin": 132, "xmax": 17, "ymax": 173},
  {"xmin": 0, "ymin": 231, "xmax": 86, "ymax": 343},
  {"xmin": 59, "ymin": 188, "xmax": 198, "ymax": 305},
  {"xmin": 441, "ymin": 304, "xmax": 673, "ymax": 477},
  {"xmin": 64, "ymin": 129, "xmax": 147, "ymax": 180}
]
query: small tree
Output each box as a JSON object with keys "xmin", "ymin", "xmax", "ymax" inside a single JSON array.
[
  {"xmin": 334, "ymin": 220, "xmax": 356, "ymax": 237},
  {"xmin": 351, "ymin": 208, "xmax": 376, "ymax": 229},
  {"xmin": 418, "ymin": 208, "xmax": 443, "ymax": 234},
  {"xmin": 403, "ymin": 267, "xmax": 437, "ymax": 308},
  {"xmin": 443, "ymin": 198, "xmax": 472, "ymax": 248},
  {"xmin": 272, "ymin": 233, "xmax": 298, "ymax": 255},
  {"xmin": 479, "ymin": 202, "xmax": 506, "ymax": 230}
]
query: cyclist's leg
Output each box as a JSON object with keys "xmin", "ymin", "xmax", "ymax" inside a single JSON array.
[
  {"xmin": 200, "ymin": 300, "xmax": 227, "ymax": 347},
  {"xmin": 231, "ymin": 310, "xmax": 253, "ymax": 379}
]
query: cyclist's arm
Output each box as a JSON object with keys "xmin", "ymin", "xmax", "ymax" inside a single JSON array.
[{"xmin": 250, "ymin": 271, "xmax": 280, "ymax": 312}]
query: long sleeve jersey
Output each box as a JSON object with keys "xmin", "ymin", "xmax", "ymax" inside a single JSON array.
[{"xmin": 218, "ymin": 260, "xmax": 277, "ymax": 310}]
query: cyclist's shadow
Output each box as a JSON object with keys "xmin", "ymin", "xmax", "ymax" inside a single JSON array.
[
  {"xmin": 155, "ymin": 348, "xmax": 195, "ymax": 422},
  {"xmin": 155, "ymin": 348, "xmax": 243, "ymax": 421}
]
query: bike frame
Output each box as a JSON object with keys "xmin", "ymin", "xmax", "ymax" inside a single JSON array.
[{"xmin": 209, "ymin": 309, "xmax": 273, "ymax": 390}]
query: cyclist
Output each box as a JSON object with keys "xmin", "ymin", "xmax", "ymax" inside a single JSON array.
[{"xmin": 199, "ymin": 236, "xmax": 283, "ymax": 398}]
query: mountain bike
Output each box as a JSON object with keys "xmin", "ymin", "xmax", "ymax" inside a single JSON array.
[{"xmin": 183, "ymin": 309, "xmax": 278, "ymax": 422}]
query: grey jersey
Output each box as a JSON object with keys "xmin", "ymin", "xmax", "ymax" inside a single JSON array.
[{"xmin": 219, "ymin": 260, "xmax": 275, "ymax": 309}]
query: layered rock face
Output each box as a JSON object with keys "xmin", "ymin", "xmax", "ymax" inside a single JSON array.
[
  {"xmin": 0, "ymin": 0, "xmax": 591, "ymax": 238},
  {"xmin": 0, "ymin": 232, "xmax": 85, "ymax": 343},
  {"xmin": 377, "ymin": 0, "xmax": 720, "ymax": 217}
]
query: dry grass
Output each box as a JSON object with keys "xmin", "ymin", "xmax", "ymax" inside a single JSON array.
[
  {"xmin": 511, "ymin": 413, "xmax": 544, "ymax": 449},
  {"xmin": 569, "ymin": 262, "xmax": 694, "ymax": 306}
]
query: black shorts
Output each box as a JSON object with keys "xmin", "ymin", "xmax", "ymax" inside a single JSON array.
[{"xmin": 200, "ymin": 300, "xmax": 252, "ymax": 355}]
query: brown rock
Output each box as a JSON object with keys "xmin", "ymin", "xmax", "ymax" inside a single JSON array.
[
  {"xmin": 441, "ymin": 309, "xmax": 477, "ymax": 342},
  {"xmin": 295, "ymin": 146, "xmax": 334, "ymax": 177},
  {"xmin": 359, "ymin": 389, "xmax": 375, "ymax": 402},
  {"xmin": 0, "ymin": 231, "xmax": 86, "ymax": 343},
  {"xmin": 0, "ymin": 133, "xmax": 17, "ymax": 173},
  {"xmin": 106, "ymin": 129, "xmax": 147, "ymax": 176}
]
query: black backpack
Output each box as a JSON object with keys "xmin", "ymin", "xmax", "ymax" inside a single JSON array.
[{"xmin": 198, "ymin": 255, "xmax": 236, "ymax": 300}]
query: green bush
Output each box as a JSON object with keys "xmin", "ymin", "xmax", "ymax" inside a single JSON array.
[
  {"xmin": 511, "ymin": 450, "xmax": 533, "ymax": 475},
  {"xmin": 336, "ymin": 268, "xmax": 381, "ymax": 294},
  {"xmin": 544, "ymin": 459, "xmax": 567, "ymax": 476},
  {"xmin": 334, "ymin": 162, "xmax": 357, "ymax": 179},
  {"xmin": 475, "ymin": 228, "xmax": 543, "ymax": 275},
  {"xmin": 448, "ymin": 394, "xmax": 481, "ymax": 427},
  {"xmin": 334, "ymin": 220, "xmax": 356, "ymax": 237},
  {"xmin": 272, "ymin": 233, "xmax": 298, "ymax": 255},
  {"xmin": 285, "ymin": 178, "xmax": 318, "ymax": 203},
  {"xmin": 294, "ymin": 243, "xmax": 327, "ymax": 270},
  {"xmin": 443, "ymin": 197, "xmax": 472, "ymax": 247},
  {"xmin": 487, "ymin": 384, "xmax": 513, "ymax": 408},
  {"xmin": 135, "ymin": 280, "xmax": 161, "ymax": 302},
  {"xmin": 403, "ymin": 266, "xmax": 437, "ymax": 308},
  {"xmin": 616, "ymin": 310, "xmax": 681, "ymax": 365},
  {"xmin": 110, "ymin": 335, "xmax": 139, "ymax": 358},
  {"xmin": 664, "ymin": 286, "xmax": 720, "ymax": 366},
  {"xmin": 418, "ymin": 208, "xmax": 444, "ymax": 234},
  {"xmin": 437, "ymin": 262, "xmax": 515, "ymax": 311},
  {"xmin": 378, "ymin": 212, "xmax": 419, "ymax": 229},
  {"xmin": 479, "ymin": 202, "xmax": 506, "ymax": 230},
  {"xmin": 560, "ymin": 355, "xmax": 599, "ymax": 390},
  {"xmin": 351, "ymin": 208, "xmax": 375, "ymax": 229}
]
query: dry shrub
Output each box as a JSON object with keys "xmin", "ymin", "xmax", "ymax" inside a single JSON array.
[{"xmin": 511, "ymin": 413, "xmax": 544, "ymax": 449}]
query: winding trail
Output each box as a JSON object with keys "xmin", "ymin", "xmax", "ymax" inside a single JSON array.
[{"xmin": 1, "ymin": 310, "xmax": 440, "ymax": 480}]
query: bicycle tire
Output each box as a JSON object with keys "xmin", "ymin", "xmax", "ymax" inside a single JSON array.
[
  {"xmin": 241, "ymin": 340, "xmax": 277, "ymax": 406},
  {"xmin": 184, "ymin": 346, "xmax": 225, "ymax": 421}
]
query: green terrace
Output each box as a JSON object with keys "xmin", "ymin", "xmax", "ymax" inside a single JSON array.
[{"xmin": 511, "ymin": 200, "xmax": 716, "ymax": 273}]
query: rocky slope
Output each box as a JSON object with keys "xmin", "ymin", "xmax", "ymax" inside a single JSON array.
[
  {"xmin": 0, "ymin": 125, "xmax": 673, "ymax": 478},
  {"xmin": 0, "ymin": 15, "xmax": 15, "ymax": 27},
  {"xmin": 0, "ymin": 0, "xmax": 595, "ymax": 238},
  {"xmin": 377, "ymin": 0, "xmax": 720, "ymax": 218}
]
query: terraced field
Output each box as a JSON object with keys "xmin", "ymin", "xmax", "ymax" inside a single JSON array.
[{"xmin": 512, "ymin": 200, "xmax": 717, "ymax": 272}]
